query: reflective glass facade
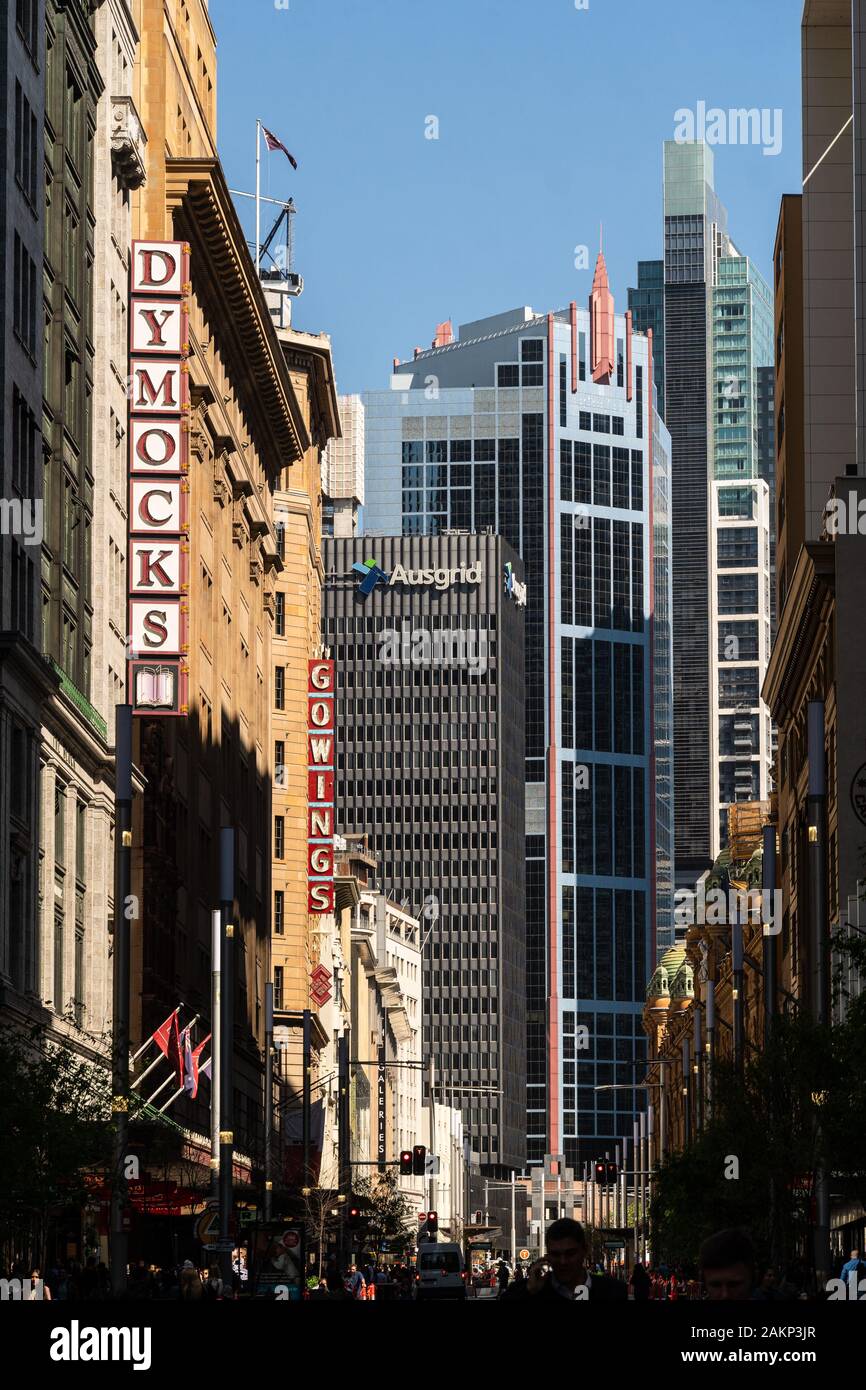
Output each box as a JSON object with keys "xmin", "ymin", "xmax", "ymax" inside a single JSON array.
[{"xmin": 362, "ymin": 303, "xmax": 673, "ymax": 1168}]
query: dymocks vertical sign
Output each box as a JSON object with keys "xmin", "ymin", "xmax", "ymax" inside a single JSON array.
[
  {"xmin": 307, "ymin": 660, "xmax": 335, "ymax": 913},
  {"xmin": 127, "ymin": 240, "xmax": 190, "ymax": 715}
]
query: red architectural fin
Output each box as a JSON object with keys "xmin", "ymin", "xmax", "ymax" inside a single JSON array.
[{"xmin": 589, "ymin": 249, "xmax": 615, "ymax": 383}]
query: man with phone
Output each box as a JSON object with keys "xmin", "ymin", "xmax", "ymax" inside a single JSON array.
[{"xmin": 500, "ymin": 1219, "xmax": 627, "ymax": 1302}]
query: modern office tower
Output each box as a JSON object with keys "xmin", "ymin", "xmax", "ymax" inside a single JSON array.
[
  {"xmin": 0, "ymin": 0, "xmax": 47, "ymax": 1021},
  {"xmin": 710, "ymin": 246, "xmax": 774, "ymax": 848},
  {"xmin": 323, "ymin": 532, "xmax": 527, "ymax": 1177},
  {"xmin": 360, "ymin": 279, "xmax": 673, "ymax": 1169},
  {"xmin": 322, "ymin": 394, "xmax": 365, "ymax": 537},
  {"xmin": 663, "ymin": 140, "xmax": 774, "ymax": 879},
  {"xmin": 627, "ymin": 260, "xmax": 666, "ymax": 415},
  {"xmin": 756, "ymin": 365, "xmax": 776, "ymax": 635}
]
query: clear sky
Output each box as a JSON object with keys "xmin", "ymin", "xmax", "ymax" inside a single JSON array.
[{"xmin": 211, "ymin": 0, "xmax": 803, "ymax": 395}]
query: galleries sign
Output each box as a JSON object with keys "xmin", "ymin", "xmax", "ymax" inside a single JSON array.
[
  {"xmin": 127, "ymin": 240, "xmax": 190, "ymax": 715},
  {"xmin": 308, "ymin": 660, "xmax": 335, "ymax": 914}
]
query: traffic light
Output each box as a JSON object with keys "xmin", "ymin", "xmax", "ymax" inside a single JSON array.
[
  {"xmin": 347, "ymin": 1206, "xmax": 361, "ymax": 1229},
  {"xmin": 412, "ymin": 1144, "xmax": 427, "ymax": 1176},
  {"xmin": 399, "ymin": 1150, "xmax": 413, "ymax": 1176},
  {"xmin": 594, "ymin": 1160, "xmax": 606, "ymax": 1184},
  {"xmin": 606, "ymin": 1161, "xmax": 618, "ymax": 1185},
  {"xmin": 426, "ymin": 1211, "xmax": 438, "ymax": 1234}
]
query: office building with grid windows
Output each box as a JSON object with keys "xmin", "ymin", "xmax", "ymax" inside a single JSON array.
[
  {"xmin": 322, "ymin": 532, "xmax": 526, "ymax": 1176},
  {"xmin": 361, "ymin": 279, "xmax": 673, "ymax": 1169},
  {"xmin": 663, "ymin": 141, "xmax": 775, "ymax": 877}
]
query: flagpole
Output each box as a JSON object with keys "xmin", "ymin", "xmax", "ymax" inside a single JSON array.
[
  {"xmin": 130, "ymin": 1005, "xmax": 178, "ymax": 1064},
  {"xmin": 255, "ymin": 118, "xmax": 261, "ymax": 279},
  {"xmin": 131, "ymin": 1012, "xmax": 199, "ymax": 1090}
]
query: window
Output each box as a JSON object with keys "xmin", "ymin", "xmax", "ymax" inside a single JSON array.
[
  {"xmin": 635, "ymin": 365, "xmax": 643, "ymax": 439},
  {"xmin": 274, "ymin": 666, "xmax": 285, "ymax": 709},
  {"xmin": 717, "ymin": 527, "xmax": 758, "ymax": 569},
  {"xmin": 274, "ymin": 816, "xmax": 285, "ymax": 859},
  {"xmin": 274, "ymin": 592, "xmax": 285, "ymax": 636},
  {"xmin": 14, "ymin": 81, "xmax": 38, "ymax": 207},
  {"xmin": 13, "ymin": 233, "xmax": 37, "ymax": 356},
  {"xmin": 497, "ymin": 363, "xmax": 519, "ymax": 387},
  {"xmin": 273, "ymin": 966, "xmax": 284, "ymax": 1010},
  {"xmin": 16, "ymin": 0, "xmax": 39, "ymax": 62},
  {"xmin": 274, "ymin": 740, "xmax": 285, "ymax": 787},
  {"xmin": 578, "ymin": 332, "xmax": 586, "ymax": 381},
  {"xmin": 274, "ymin": 890, "xmax": 284, "ymax": 935},
  {"xmin": 559, "ymin": 355, "xmax": 567, "ymax": 425}
]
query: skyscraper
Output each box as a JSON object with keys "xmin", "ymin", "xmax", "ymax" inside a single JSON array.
[
  {"xmin": 663, "ymin": 141, "xmax": 774, "ymax": 881},
  {"xmin": 362, "ymin": 275, "xmax": 673, "ymax": 1168},
  {"xmin": 628, "ymin": 260, "xmax": 665, "ymax": 415}
]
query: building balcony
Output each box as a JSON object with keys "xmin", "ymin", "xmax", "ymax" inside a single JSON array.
[{"xmin": 111, "ymin": 95, "xmax": 147, "ymax": 190}]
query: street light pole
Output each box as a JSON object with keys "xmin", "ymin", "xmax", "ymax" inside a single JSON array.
[{"xmin": 109, "ymin": 703, "xmax": 133, "ymax": 1296}]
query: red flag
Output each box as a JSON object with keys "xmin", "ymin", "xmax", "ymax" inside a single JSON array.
[
  {"xmin": 186, "ymin": 1034, "xmax": 212, "ymax": 1100},
  {"xmin": 262, "ymin": 125, "xmax": 298, "ymax": 170},
  {"xmin": 172, "ymin": 1016, "xmax": 184, "ymax": 1088},
  {"xmin": 151, "ymin": 1008, "xmax": 179, "ymax": 1058}
]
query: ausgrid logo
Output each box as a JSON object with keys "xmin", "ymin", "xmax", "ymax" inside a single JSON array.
[
  {"xmin": 352, "ymin": 556, "xmax": 390, "ymax": 597},
  {"xmin": 673, "ymin": 101, "xmax": 783, "ymax": 157},
  {"xmin": 389, "ymin": 562, "xmax": 482, "ymax": 591}
]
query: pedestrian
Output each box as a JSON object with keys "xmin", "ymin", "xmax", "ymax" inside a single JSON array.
[
  {"xmin": 203, "ymin": 1265, "xmax": 224, "ymax": 1300},
  {"xmin": 630, "ymin": 1261, "xmax": 650, "ymax": 1301},
  {"xmin": 497, "ymin": 1260, "xmax": 510, "ymax": 1294},
  {"xmin": 179, "ymin": 1259, "xmax": 203, "ymax": 1301},
  {"xmin": 500, "ymin": 1218, "xmax": 627, "ymax": 1302},
  {"xmin": 840, "ymin": 1248, "xmax": 866, "ymax": 1283},
  {"xmin": 346, "ymin": 1264, "xmax": 366, "ymax": 1299},
  {"xmin": 699, "ymin": 1228, "xmax": 756, "ymax": 1301},
  {"xmin": 29, "ymin": 1268, "xmax": 51, "ymax": 1300},
  {"xmin": 753, "ymin": 1265, "xmax": 793, "ymax": 1302}
]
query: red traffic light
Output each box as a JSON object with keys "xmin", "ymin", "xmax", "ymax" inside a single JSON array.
[
  {"xmin": 400, "ymin": 1150, "xmax": 414, "ymax": 1176},
  {"xmin": 594, "ymin": 1161, "xmax": 606, "ymax": 1182},
  {"xmin": 427, "ymin": 1210, "xmax": 438, "ymax": 1233}
]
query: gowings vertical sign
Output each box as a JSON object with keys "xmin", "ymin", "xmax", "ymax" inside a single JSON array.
[
  {"xmin": 127, "ymin": 240, "xmax": 190, "ymax": 715},
  {"xmin": 307, "ymin": 659, "xmax": 335, "ymax": 913}
]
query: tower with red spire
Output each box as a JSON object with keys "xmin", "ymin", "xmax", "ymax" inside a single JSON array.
[{"xmin": 590, "ymin": 247, "xmax": 616, "ymax": 383}]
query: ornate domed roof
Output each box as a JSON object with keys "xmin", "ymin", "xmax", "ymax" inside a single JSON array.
[{"xmin": 646, "ymin": 945, "xmax": 694, "ymax": 1003}]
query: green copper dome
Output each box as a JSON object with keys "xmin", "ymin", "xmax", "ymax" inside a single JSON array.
[{"xmin": 646, "ymin": 945, "xmax": 694, "ymax": 1003}]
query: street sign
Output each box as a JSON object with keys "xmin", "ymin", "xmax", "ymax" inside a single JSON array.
[
  {"xmin": 519, "ymin": 1248, "xmax": 530, "ymax": 1261},
  {"xmin": 604, "ymin": 1240, "xmax": 625, "ymax": 1249},
  {"xmin": 210, "ymin": 1239, "xmax": 236, "ymax": 1254},
  {"xmin": 195, "ymin": 1202, "xmax": 220, "ymax": 1247},
  {"xmin": 424, "ymin": 1152, "xmax": 440, "ymax": 1176}
]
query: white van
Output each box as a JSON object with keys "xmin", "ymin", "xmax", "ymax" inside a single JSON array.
[{"xmin": 415, "ymin": 1242, "xmax": 466, "ymax": 1301}]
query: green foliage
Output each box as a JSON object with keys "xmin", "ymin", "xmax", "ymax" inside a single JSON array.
[
  {"xmin": 650, "ymin": 1002, "xmax": 866, "ymax": 1270},
  {"xmin": 0, "ymin": 1026, "xmax": 113, "ymax": 1253},
  {"xmin": 354, "ymin": 1169, "xmax": 416, "ymax": 1251}
]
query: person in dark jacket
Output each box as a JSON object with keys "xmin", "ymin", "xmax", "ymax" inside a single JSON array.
[
  {"xmin": 630, "ymin": 1262, "xmax": 651, "ymax": 1301},
  {"xmin": 500, "ymin": 1219, "xmax": 627, "ymax": 1302}
]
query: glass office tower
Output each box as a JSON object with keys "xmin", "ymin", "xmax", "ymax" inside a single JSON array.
[
  {"xmin": 362, "ymin": 280, "xmax": 673, "ymax": 1168},
  {"xmin": 628, "ymin": 260, "xmax": 666, "ymax": 417},
  {"xmin": 663, "ymin": 141, "xmax": 775, "ymax": 877}
]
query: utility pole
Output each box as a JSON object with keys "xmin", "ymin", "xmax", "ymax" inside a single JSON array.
[
  {"xmin": 211, "ymin": 909, "xmax": 221, "ymax": 1200},
  {"xmin": 510, "ymin": 1172, "xmax": 517, "ymax": 1267},
  {"xmin": 808, "ymin": 700, "xmax": 831, "ymax": 1289},
  {"xmin": 109, "ymin": 704, "xmax": 133, "ymax": 1296},
  {"xmin": 264, "ymin": 982, "xmax": 273, "ymax": 1221},
  {"xmin": 218, "ymin": 828, "xmax": 234, "ymax": 1286}
]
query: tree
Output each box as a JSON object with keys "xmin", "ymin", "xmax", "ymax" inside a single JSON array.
[
  {"xmin": 353, "ymin": 1170, "xmax": 416, "ymax": 1257},
  {"xmin": 649, "ymin": 996, "xmax": 866, "ymax": 1276},
  {"xmin": 0, "ymin": 1026, "xmax": 113, "ymax": 1268}
]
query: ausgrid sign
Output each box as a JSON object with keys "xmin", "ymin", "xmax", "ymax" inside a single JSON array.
[
  {"xmin": 390, "ymin": 562, "xmax": 482, "ymax": 590},
  {"xmin": 353, "ymin": 558, "xmax": 483, "ymax": 596}
]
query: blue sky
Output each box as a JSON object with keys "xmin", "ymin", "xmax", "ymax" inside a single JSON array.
[{"xmin": 211, "ymin": 0, "xmax": 802, "ymax": 395}]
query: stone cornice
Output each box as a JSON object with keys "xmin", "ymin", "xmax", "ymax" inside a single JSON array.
[
  {"xmin": 762, "ymin": 541, "xmax": 835, "ymax": 725},
  {"xmin": 164, "ymin": 157, "xmax": 309, "ymax": 472}
]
